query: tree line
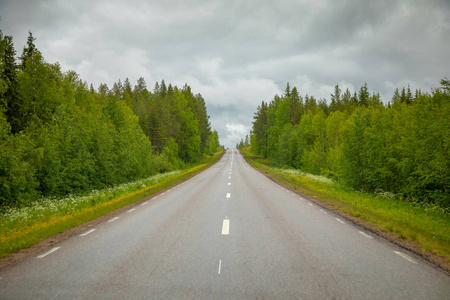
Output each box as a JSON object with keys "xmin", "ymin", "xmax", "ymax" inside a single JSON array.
[
  {"xmin": 0, "ymin": 30, "xmax": 220, "ymax": 207},
  {"xmin": 248, "ymin": 81, "xmax": 449, "ymax": 209}
]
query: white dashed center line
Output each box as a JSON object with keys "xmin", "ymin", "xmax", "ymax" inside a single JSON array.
[
  {"xmin": 226, "ymin": 193, "xmax": 231, "ymax": 199},
  {"xmin": 218, "ymin": 260, "xmax": 222, "ymax": 274},
  {"xmin": 221, "ymin": 219, "xmax": 230, "ymax": 235}
]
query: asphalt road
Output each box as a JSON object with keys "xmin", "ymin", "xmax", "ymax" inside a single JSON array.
[{"xmin": 1, "ymin": 149, "xmax": 449, "ymax": 299}]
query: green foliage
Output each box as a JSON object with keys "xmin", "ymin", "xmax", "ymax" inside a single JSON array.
[
  {"xmin": 207, "ymin": 130, "xmax": 221, "ymax": 154},
  {"xmin": 250, "ymin": 82, "xmax": 450, "ymax": 209},
  {"xmin": 251, "ymin": 101, "xmax": 268, "ymax": 157},
  {"xmin": 0, "ymin": 30, "xmax": 220, "ymax": 208},
  {"xmin": 0, "ymin": 131, "xmax": 39, "ymax": 206}
]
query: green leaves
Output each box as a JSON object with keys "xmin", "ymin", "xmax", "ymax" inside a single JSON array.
[
  {"xmin": 250, "ymin": 81, "xmax": 449, "ymax": 209},
  {"xmin": 0, "ymin": 30, "xmax": 220, "ymax": 208},
  {"xmin": 0, "ymin": 131, "xmax": 39, "ymax": 206}
]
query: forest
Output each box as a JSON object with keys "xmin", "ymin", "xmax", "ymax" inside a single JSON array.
[
  {"xmin": 0, "ymin": 30, "xmax": 220, "ymax": 207},
  {"xmin": 245, "ymin": 81, "xmax": 449, "ymax": 209}
]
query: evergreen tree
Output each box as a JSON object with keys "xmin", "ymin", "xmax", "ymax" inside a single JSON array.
[
  {"xmin": 19, "ymin": 31, "xmax": 38, "ymax": 70},
  {"xmin": 0, "ymin": 34, "xmax": 20, "ymax": 132},
  {"xmin": 330, "ymin": 84, "xmax": 341, "ymax": 112},
  {"xmin": 98, "ymin": 83, "xmax": 109, "ymax": 96},
  {"xmin": 290, "ymin": 86, "xmax": 303, "ymax": 124},
  {"xmin": 123, "ymin": 78, "xmax": 132, "ymax": 95},
  {"xmin": 284, "ymin": 82, "xmax": 291, "ymax": 98},
  {"xmin": 251, "ymin": 101, "xmax": 268, "ymax": 157},
  {"xmin": 358, "ymin": 83, "xmax": 369, "ymax": 107}
]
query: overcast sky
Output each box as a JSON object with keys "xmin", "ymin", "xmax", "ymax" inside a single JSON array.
[{"xmin": 1, "ymin": 0, "xmax": 449, "ymax": 148}]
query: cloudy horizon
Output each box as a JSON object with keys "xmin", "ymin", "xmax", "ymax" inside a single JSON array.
[{"xmin": 1, "ymin": 0, "xmax": 449, "ymax": 148}]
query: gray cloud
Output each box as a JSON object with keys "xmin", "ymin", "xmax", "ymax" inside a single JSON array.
[{"xmin": 1, "ymin": 0, "xmax": 449, "ymax": 147}]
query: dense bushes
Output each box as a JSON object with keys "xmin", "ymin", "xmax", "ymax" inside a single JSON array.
[{"xmin": 250, "ymin": 81, "xmax": 449, "ymax": 208}]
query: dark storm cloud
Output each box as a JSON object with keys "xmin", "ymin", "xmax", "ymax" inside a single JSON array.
[{"xmin": 1, "ymin": 0, "xmax": 449, "ymax": 147}]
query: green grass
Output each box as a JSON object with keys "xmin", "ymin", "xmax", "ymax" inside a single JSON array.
[
  {"xmin": 0, "ymin": 150, "xmax": 225, "ymax": 259},
  {"xmin": 240, "ymin": 147, "xmax": 450, "ymax": 263}
]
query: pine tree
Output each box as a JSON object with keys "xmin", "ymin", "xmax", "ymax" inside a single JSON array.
[
  {"xmin": 358, "ymin": 83, "xmax": 369, "ymax": 107},
  {"xmin": 252, "ymin": 101, "xmax": 268, "ymax": 157},
  {"xmin": 112, "ymin": 80, "xmax": 123, "ymax": 100},
  {"xmin": 123, "ymin": 78, "xmax": 132, "ymax": 95},
  {"xmin": 98, "ymin": 83, "xmax": 109, "ymax": 97},
  {"xmin": 290, "ymin": 86, "xmax": 303, "ymax": 125},
  {"xmin": 406, "ymin": 84, "xmax": 412, "ymax": 104},
  {"xmin": 19, "ymin": 31, "xmax": 38, "ymax": 70},
  {"xmin": 284, "ymin": 82, "xmax": 291, "ymax": 98},
  {"xmin": 392, "ymin": 88, "xmax": 401, "ymax": 105},
  {"xmin": 0, "ymin": 34, "xmax": 20, "ymax": 132},
  {"xmin": 160, "ymin": 79, "xmax": 167, "ymax": 97},
  {"xmin": 330, "ymin": 84, "xmax": 342, "ymax": 112},
  {"xmin": 134, "ymin": 77, "xmax": 146, "ymax": 98}
]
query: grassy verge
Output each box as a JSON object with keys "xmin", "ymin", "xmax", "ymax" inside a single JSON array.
[
  {"xmin": 240, "ymin": 147, "xmax": 450, "ymax": 267},
  {"xmin": 0, "ymin": 150, "xmax": 224, "ymax": 259}
]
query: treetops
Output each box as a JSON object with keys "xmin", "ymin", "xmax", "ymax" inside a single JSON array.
[
  {"xmin": 0, "ymin": 29, "xmax": 220, "ymax": 207},
  {"xmin": 250, "ymin": 80, "xmax": 449, "ymax": 209}
]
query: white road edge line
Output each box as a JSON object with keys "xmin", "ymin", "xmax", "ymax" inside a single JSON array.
[
  {"xmin": 127, "ymin": 208, "xmax": 136, "ymax": 213},
  {"xmin": 222, "ymin": 219, "xmax": 230, "ymax": 235},
  {"xmin": 141, "ymin": 202, "xmax": 148, "ymax": 206},
  {"xmin": 320, "ymin": 209, "xmax": 327, "ymax": 214},
  {"xmin": 218, "ymin": 260, "xmax": 222, "ymax": 275},
  {"xmin": 37, "ymin": 247, "xmax": 61, "ymax": 258},
  {"xmin": 308, "ymin": 203, "xmax": 314, "ymax": 206},
  {"xmin": 394, "ymin": 251, "xmax": 417, "ymax": 264},
  {"xmin": 336, "ymin": 218, "xmax": 345, "ymax": 224},
  {"xmin": 108, "ymin": 217, "xmax": 119, "ymax": 223},
  {"xmin": 80, "ymin": 229, "xmax": 96, "ymax": 237},
  {"xmin": 359, "ymin": 231, "xmax": 373, "ymax": 239}
]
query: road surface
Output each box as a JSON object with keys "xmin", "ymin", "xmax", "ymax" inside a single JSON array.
[{"xmin": 1, "ymin": 149, "xmax": 449, "ymax": 299}]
